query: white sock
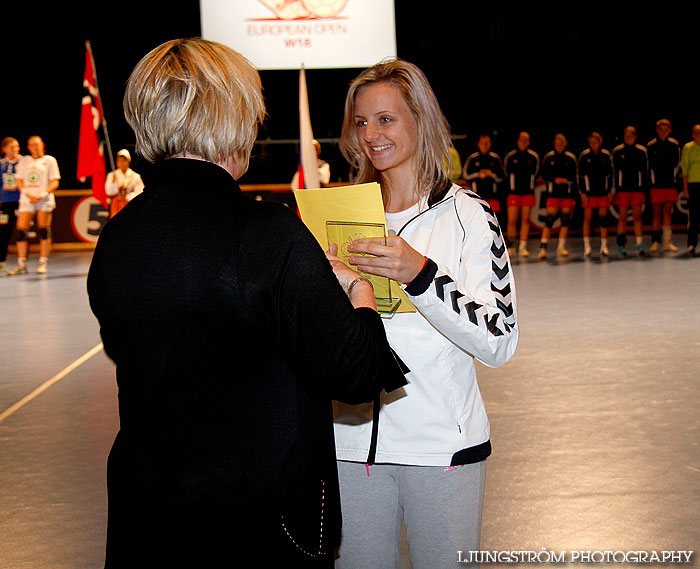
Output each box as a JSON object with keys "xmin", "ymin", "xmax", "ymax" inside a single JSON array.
[
  {"xmin": 636, "ymin": 236, "xmax": 643, "ymax": 246},
  {"xmin": 39, "ymin": 257, "xmax": 48, "ymax": 264}
]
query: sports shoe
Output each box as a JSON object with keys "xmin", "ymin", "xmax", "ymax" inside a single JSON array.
[
  {"xmin": 0, "ymin": 261, "xmax": 6, "ymax": 274},
  {"xmin": 507, "ymin": 247, "xmax": 516, "ymax": 257},
  {"xmin": 583, "ymin": 244, "xmax": 592, "ymax": 257},
  {"xmin": 618, "ymin": 246, "xmax": 627, "ymax": 256},
  {"xmin": 538, "ymin": 246, "xmax": 547, "ymax": 260},
  {"xmin": 637, "ymin": 245, "xmax": 646, "ymax": 257},
  {"xmin": 37, "ymin": 262, "xmax": 48, "ymax": 274},
  {"xmin": 600, "ymin": 246, "xmax": 609, "ymax": 257},
  {"xmin": 557, "ymin": 247, "xmax": 570, "ymax": 257},
  {"xmin": 7, "ymin": 264, "xmax": 27, "ymax": 275},
  {"xmin": 649, "ymin": 241, "xmax": 660, "ymax": 253},
  {"xmin": 663, "ymin": 241, "xmax": 679, "ymax": 252},
  {"xmin": 519, "ymin": 244, "xmax": 530, "ymax": 257}
]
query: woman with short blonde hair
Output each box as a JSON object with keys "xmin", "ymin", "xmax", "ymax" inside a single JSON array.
[
  {"xmin": 90, "ymin": 37, "xmax": 405, "ymax": 568},
  {"xmin": 123, "ymin": 37, "xmax": 265, "ymax": 167}
]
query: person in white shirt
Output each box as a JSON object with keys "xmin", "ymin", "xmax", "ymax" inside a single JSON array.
[
  {"xmin": 334, "ymin": 59, "xmax": 518, "ymax": 569},
  {"xmin": 105, "ymin": 148, "xmax": 144, "ymax": 217},
  {"xmin": 7, "ymin": 136, "xmax": 60, "ymax": 275}
]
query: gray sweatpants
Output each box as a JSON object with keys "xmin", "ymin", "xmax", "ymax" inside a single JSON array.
[{"xmin": 336, "ymin": 460, "xmax": 487, "ymax": 569}]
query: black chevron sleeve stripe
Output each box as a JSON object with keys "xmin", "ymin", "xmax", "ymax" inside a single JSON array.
[
  {"xmin": 479, "ymin": 202, "xmax": 494, "ymax": 216},
  {"xmin": 427, "ymin": 189, "xmax": 516, "ymax": 337},
  {"xmin": 492, "ymin": 259, "xmax": 509, "ymax": 280},
  {"xmin": 484, "ymin": 313, "xmax": 504, "ymax": 336},
  {"xmin": 496, "ymin": 298, "xmax": 513, "ymax": 317},
  {"xmin": 491, "ymin": 282, "xmax": 511, "ymax": 296},
  {"xmin": 465, "ymin": 301, "xmax": 481, "ymax": 325},
  {"xmin": 468, "ymin": 191, "xmax": 517, "ymax": 335},
  {"xmin": 450, "ymin": 290, "xmax": 464, "ymax": 313},
  {"xmin": 435, "ymin": 275, "xmax": 452, "ymax": 301}
]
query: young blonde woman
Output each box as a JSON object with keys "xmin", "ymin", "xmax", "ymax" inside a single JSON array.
[{"xmin": 334, "ymin": 59, "xmax": 519, "ymax": 568}]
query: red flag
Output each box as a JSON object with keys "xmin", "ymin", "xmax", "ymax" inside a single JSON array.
[{"xmin": 77, "ymin": 42, "xmax": 107, "ymax": 208}]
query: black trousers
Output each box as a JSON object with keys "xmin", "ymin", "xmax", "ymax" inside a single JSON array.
[
  {"xmin": 688, "ymin": 183, "xmax": 700, "ymax": 248},
  {"xmin": 0, "ymin": 201, "xmax": 18, "ymax": 262}
]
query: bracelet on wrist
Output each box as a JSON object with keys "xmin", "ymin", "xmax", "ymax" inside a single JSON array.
[{"xmin": 347, "ymin": 275, "xmax": 373, "ymax": 297}]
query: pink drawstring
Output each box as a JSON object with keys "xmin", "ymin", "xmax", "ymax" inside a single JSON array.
[{"xmin": 366, "ymin": 463, "xmax": 370, "ymax": 476}]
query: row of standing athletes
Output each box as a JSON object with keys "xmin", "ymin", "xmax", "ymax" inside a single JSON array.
[
  {"xmin": 458, "ymin": 120, "xmax": 694, "ymax": 259},
  {"xmin": 0, "ymin": 135, "xmax": 144, "ymax": 275}
]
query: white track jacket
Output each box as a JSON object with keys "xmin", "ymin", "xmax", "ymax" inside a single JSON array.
[{"xmin": 334, "ymin": 184, "xmax": 519, "ymax": 467}]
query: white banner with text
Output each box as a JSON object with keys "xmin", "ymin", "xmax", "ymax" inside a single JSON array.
[{"xmin": 200, "ymin": 0, "xmax": 397, "ymax": 70}]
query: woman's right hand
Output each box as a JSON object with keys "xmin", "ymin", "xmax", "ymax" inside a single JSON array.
[
  {"xmin": 325, "ymin": 243, "xmax": 360, "ymax": 292},
  {"xmin": 326, "ymin": 243, "xmax": 376, "ymax": 309}
]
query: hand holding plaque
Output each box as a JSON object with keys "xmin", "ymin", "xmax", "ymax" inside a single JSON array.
[{"xmin": 346, "ymin": 234, "xmax": 426, "ymax": 286}]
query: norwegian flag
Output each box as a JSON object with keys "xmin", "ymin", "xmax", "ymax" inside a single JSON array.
[{"xmin": 77, "ymin": 41, "xmax": 108, "ymax": 208}]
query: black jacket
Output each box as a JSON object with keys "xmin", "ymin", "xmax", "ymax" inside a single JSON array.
[
  {"xmin": 88, "ymin": 159, "xmax": 405, "ymax": 567},
  {"xmin": 541, "ymin": 150, "xmax": 578, "ymax": 197},
  {"xmin": 463, "ymin": 151, "xmax": 505, "ymax": 199},
  {"xmin": 612, "ymin": 143, "xmax": 649, "ymax": 192},
  {"xmin": 503, "ymin": 148, "xmax": 540, "ymax": 195},
  {"xmin": 647, "ymin": 137, "xmax": 680, "ymax": 188},
  {"xmin": 578, "ymin": 148, "xmax": 613, "ymax": 196}
]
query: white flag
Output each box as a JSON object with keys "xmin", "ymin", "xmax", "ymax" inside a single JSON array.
[{"xmin": 298, "ymin": 65, "xmax": 320, "ymax": 189}]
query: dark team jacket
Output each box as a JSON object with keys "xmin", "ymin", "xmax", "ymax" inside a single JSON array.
[
  {"xmin": 503, "ymin": 148, "xmax": 540, "ymax": 195},
  {"xmin": 463, "ymin": 151, "xmax": 504, "ymax": 200},
  {"xmin": 540, "ymin": 150, "xmax": 578, "ymax": 198},
  {"xmin": 612, "ymin": 143, "xmax": 649, "ymax": 192},
  {"xmin": 578, "ymin": 148, "xmax": 613, "ymax": 196},
  {"xmin": 646, "ymin": 137, "xmax": 680, "ymax": 188}
]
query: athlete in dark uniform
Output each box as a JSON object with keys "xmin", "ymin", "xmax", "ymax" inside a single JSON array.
[
  {"xmin": 612, "ymin": 126, "xmax": 649, "ymax": 256},
  {"xmin": 463, "ymin": 134, "xmax": 504, "ymax": 215},
  {"xmin": 578, "ymin": 132, "xmax": 613, "ymax": 257},
  {"xmin": 647, "ymin": 119, "xmax": 680, "ymax": 252},
  {"xmin": 538, "ymin": 133, "xmax": 578, "ymax": 258},
  {"xmin": 504, "ymin": 131, "xmax": 539, "ymax": 257}
]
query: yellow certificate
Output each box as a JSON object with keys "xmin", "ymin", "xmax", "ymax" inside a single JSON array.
[{"xmin": 293, "ymin": 183, "xmax": 416, "ymax": 313}]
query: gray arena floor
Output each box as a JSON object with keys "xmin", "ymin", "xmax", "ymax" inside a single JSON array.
[{"xmin": 0, "ymin": 242, "xmax": 698, "ymax": 568}]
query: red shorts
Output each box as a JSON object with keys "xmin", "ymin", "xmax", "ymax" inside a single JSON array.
[
  {"xmin": 507, "ymin": 194, "xmax": 536, "ymax": 208},
  {"xmin": 582, "ymin": 195, "xmax": 611, "ymax": 209},
  {"xmin": 614, "ymin": 191, "xmax": 645, "ymax": 207},
  {"xmin": 650, "ymin": 188, "xmax": 679, "ymax": 204},
  {"xmin": 487, "ymin": 199, "xmax": 500, "ymax": 212},
  {"xmin": 546, "ymin": 197, "xmax": 576, "ymax": 209}
]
